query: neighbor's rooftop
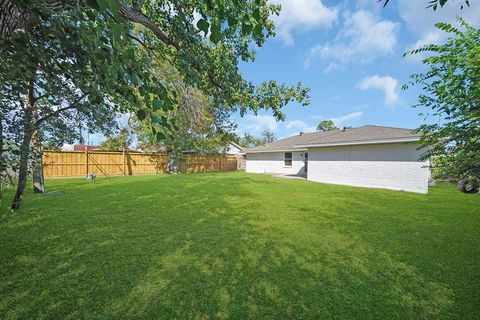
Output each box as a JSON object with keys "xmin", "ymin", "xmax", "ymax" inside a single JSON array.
[{"xmin": 245, "ymin": 125, "xmax": 421, "ymax": 153}]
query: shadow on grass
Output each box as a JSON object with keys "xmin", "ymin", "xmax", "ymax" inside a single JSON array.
[{"xmin": 0, "ymin": 172, "xmax": 472, "ymax": 319}]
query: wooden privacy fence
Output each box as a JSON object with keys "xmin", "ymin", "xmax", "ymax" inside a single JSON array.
[{"xmin": 42, "ymin": 150, "xmax": 237, "ymax": 178}]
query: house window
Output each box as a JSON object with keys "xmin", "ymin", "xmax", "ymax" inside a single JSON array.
[{"xmin": 284, "ymin": 152, "xmax": 292, "ymax": 166}]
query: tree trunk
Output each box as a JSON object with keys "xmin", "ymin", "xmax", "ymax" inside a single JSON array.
[
  {"xmin": 31, "ymin": 110, "xmax": 45, "ymax": 193},
  {"xmin": 10, "ymin": 106, "xmax": 34, "ymax": 211},
  {"xmin": 32, "ymin": 137, "xmax": 45, "ymax": 193},
  {"xmin": 10, "ymin": 76, "xmax": 37, "ymax": 212},
  {"xmin": 0, "ymin": 0, "xmax": 31, "ymax": 40}
]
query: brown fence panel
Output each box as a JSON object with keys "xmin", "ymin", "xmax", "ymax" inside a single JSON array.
[
  {"xmin": 43, "ymin": 151, "xmax": 86, "ymax": 177},
  {"xmin": 179, "ymin": 155, "xmax": 237, "ymax": 173},
  {"xmin": 42, "ymin": 151, "xmax": 236, "ymax": 178},
  {"xmin": 87, "ymin": 151, "xmax": 125, "ymax": 177},
  {"xmin": 127, "ymin": 152, "xmax": 168, "ymax": 175}
]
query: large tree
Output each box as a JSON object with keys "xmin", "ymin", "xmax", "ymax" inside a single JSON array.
[
  {"xmin": 0, "ymin": 0, "xmax": 309, "ymax": 121},
  {"xmin": 131, "ymin": 59, "xmax": 237, "ymax": 158},
  {"xmin": 404, "ymin": 18, "xmax": 480, "ymax": 189},
  {"xmin": 1, "ymin": 1, "xmax": 310, "ymax": 211},
  {"xmin": 1, "ymin": 8, "xmax": 155, "ymax": 210}
]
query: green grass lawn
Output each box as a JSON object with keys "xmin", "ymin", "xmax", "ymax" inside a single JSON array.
[{"xmin": 0, "ymin": 172, "xmax": 479, "ymax": 319}]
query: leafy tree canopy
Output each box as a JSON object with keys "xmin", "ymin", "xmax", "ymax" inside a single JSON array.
[
  {"xmin": 316, "ymin": 120, "xmax": 338, "ymax": 132},
  {"xmin": 1, "ymin": 0, "xmax": 310, "ymax": 130},
  {"xmin": 100, "ymin": 128, "xmax": 133, "ymax": 151},
  {"xmin": 131, "ymin": 60, "xmax": 234, "ymax": 156},
  {"xmin": 237, "ymin": 133, "xmax": 263, "ymax": 148},
  {"xmin": 404, "ymin": 18, "xmax": 480, "ymax": 183},
  {"xmin": 261, "ymin": 129, "xmax": 276, "ymax": 144}
]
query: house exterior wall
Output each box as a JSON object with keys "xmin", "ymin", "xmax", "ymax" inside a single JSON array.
[
  {"xmin": 307, "ymin": 142, "xmax": 430, "ymax": 193},
  {"xmin": 246, "ymin": 151, "xmax": 305, "ymax": 175}
]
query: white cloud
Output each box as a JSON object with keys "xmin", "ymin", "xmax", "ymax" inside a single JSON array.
[
  {"xmin": 358, "ymin": 75, "xmax": 399, "ymax": 106},
  {"xmin": 271, "ymin": 0, "xmax": 338, "ymax": 46},
  {"xmin": 304, "ymin": 10, "xmax": 399, "ymax": 69},
  {"xmin": 399, "ymin": 0, "xmax": 480, "ymax": 34},
  {"xmin": 330, "ymin": 112, "xmax": 364, "ymax": 127},
  {"xmin": 399, "ymin": 0, "xmax": 480, "ymax": 61},
  {"xmin": 240, "ymin": 114, "xmax": 279, "ymax": 135},
  {"xmin": 286, "ymin": 120, "xmax": 317, "ymax": 133}
]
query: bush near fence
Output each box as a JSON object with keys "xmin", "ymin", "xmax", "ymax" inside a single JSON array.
[{"xmin": 42, "ymin": 150, "xmax": 237, "ymax": 178}]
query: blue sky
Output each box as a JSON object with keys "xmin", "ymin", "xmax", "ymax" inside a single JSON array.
[
  {"xmin": 234, "ymin": 0, "xmax": 480, "ymax": 139},
  {"xmin": 83, "ymin": 0, "xmax": 479, "ymax": 147}
]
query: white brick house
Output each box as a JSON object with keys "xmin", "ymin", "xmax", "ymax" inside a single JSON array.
[{"xmin": 245, "ymin": 125, "xmax": 430, "ymax": 193}]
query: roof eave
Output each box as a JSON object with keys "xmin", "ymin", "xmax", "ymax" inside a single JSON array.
[
  {"xmin": 245, "ymin": 148, "xmax": 308, "ymax": 154},
  {"xmin": 295, "ymin": 137, "xmax": 421, "ymax": 148},
  {"xmin": 228, "ymin": 141, "xmax": 245, "ymax": 151}
]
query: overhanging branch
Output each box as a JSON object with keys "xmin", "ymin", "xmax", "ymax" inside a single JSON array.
[
  {"xmin": 35, "ymin": 93, "xmax": 88, "ymax": 127},
  {"xmin": 119, "ymin": 3, "xmax": 179, "ymax": 50},
  {"xmin": 1, "ymin": 1, "xmax": 179, "ymax": 50}
]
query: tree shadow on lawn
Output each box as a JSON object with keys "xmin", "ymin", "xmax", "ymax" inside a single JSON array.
[{"xmin": 0, "ymin": 173, "xmax": 457, "ymax": 319}]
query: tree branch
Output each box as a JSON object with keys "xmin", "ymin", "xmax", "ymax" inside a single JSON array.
[
  {"xmin": 127, "ymin": 34, "xmax": 161, "ymax": 59},
  {"xmin": 118, "ymin": 3, "xmax": 179, "ymax": 50},
  {"xmin": 35, "ymin": 93, "xmax": 88, "ymax": 127}
]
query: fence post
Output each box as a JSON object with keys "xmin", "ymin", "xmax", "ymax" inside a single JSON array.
[
  {"xmin": 85, "ymin": 148, "xmax": 89, "ymax": 178},
  {"xmin": 122, "ymin": 148, "xmax": 126, "ymax": 175}
]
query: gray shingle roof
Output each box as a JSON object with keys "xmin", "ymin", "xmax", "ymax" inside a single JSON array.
[{"xmin": 245, "ymin": 125, "xmax": 420, "ymax": 153}]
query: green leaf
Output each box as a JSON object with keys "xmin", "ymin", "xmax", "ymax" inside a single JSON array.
[
  {"xmin": 210, "ymin": 23, "xmax": 221, "ymax": 44},
  {"xmin": 252, "ymin": 9, "xmax": 261, "ymax": 21},
  {"xmin": 164, "ymin": 99, "xmax": 174, "ymax": 110},
  {"xmin": 131, "ymin": 73, "xmax": 140, "ymax": 84},
  {"xmin": 156, "ymin": 132, "xmax": 166, "ymax": 141},
  {"xmin": 253, "ymin": 24, "xmax": 263, "ymax": 37},
  {"xmin": 197, "ymin": 19, "xmax": 210, "ymax": 36},
  {"xmin": 227, "ymin": 17, "xmax": 236, "ymax": 28},
  {"xmin": 151, "ymin": 115, "xmax": 165, "ymax": 125},
  {"xmin": 152, "ymin": 97, "xmax": 163, "ymax": 110},
  {"xmin": 136, "ymin": 109, "xmax": 147, "ymax": 121},
  {"xmin": 112, "ymin": 23, "xmax": 123, "ymax": 43}
]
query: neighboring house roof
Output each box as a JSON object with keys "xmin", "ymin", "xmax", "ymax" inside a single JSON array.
[
  {"xmin": 228, "ymin": 141, "xmax": 245, "ymax": 153},
  {"xmin": 73, "ymin": 145, "xmax": 101, "ymax": 151},
  {"xmin": 245, "ymin": 125, "xmax": 421, "ymax": 153}
]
